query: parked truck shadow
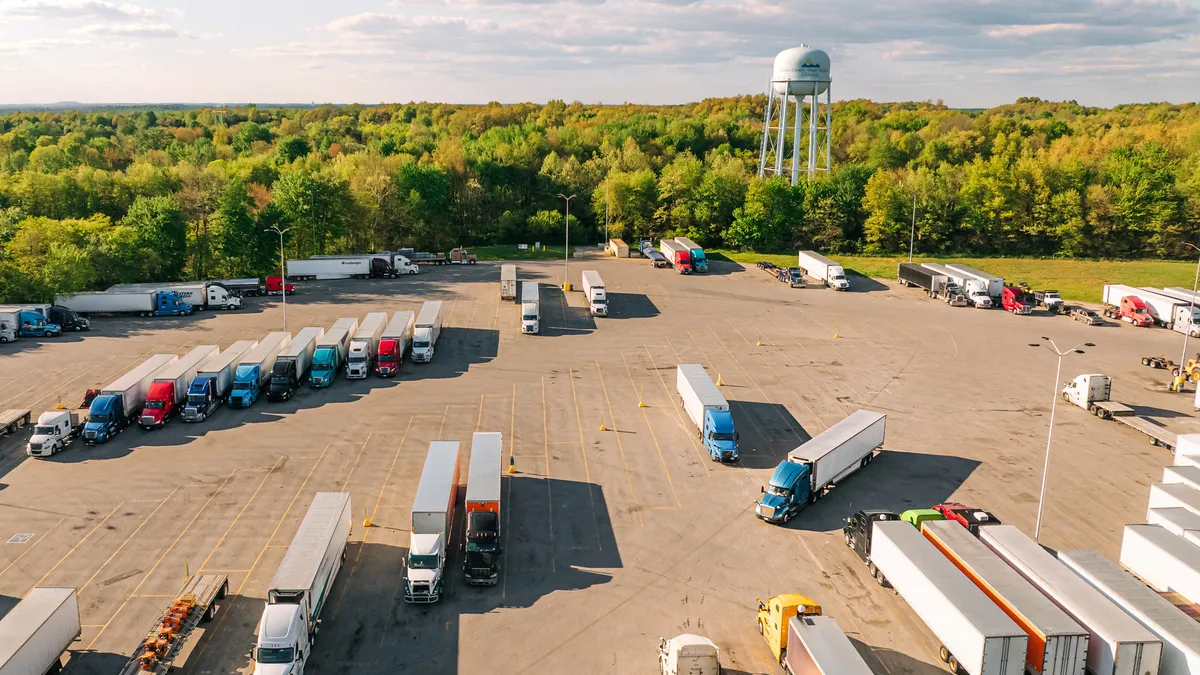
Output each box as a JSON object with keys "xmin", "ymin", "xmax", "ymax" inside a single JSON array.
[
  {"xmin": 0, "ymin": 593, "xmax": 19, "ymax": 618},
  {"xmin": 606, "ymin": 292, "xmax": 659, "ymax": 320},
  {"xmin": 729, "ymin": 400, "xmax": 810, "ymax": 470},
  {"xmin": 788, "ymin": 449, "xmax": 982, "ymax": 533},
  {"xmin": 851, "ymin": 639, "xmax": 947, "ymax": 675},
  {"xmin": 64, "ymin": 650, "xmax": 131, "ymax": 675},
  {"xmin": 844, "ymin": 275, "xmax": 889, "ymax": 293},
  {"xmin": 404, "ymin": 327, "xmax": 500, "ymax": 381},
  {"xmin": 540, "ymin": 285, "xmax": 596, "ymax": 338}
]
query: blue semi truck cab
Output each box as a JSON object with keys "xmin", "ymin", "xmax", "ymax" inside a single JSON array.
[
  {"xmin": 701, "ymin": 408, "xmax": 738, "ymax": 461},
  {"xmin": 18, "ymin": 311, "xmax": 61, "ymax": 338},
  {"xmin": 676, "ymin": 364, "xmax": 738, "ymax": 462},
  {"xmin": 228, "ymin": 364, "xmax": 263, "ymax": 408},
  {"xmin": 82, "ymin": 395, "xmax": 127, "ymax": 444}
]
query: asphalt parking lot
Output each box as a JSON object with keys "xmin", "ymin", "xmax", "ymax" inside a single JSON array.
[{"xmin": 0, "ymin": 256, "xmax": 1197, "ymax": 675}]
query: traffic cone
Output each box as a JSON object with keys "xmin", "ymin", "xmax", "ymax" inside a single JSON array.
[
  {"xmin": 363, "ymin": 506, "xmax": 372, "ymax": 528},
  {"xmin": 756, "ymin": 340, "xmax": 763, "ymax": 346},
  {"xmin": 716, "ymin": 374, "xmax": 724, "ymax": 386},
  {"xmin": 600, "ymin": 422, "xmax": 608, "ymax": 431},
  {"xmin": 833, "ymin": 326, "xmax": 841, "ymax": 339}
]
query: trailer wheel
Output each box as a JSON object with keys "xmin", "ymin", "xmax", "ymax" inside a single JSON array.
[
  {"xmin": 845, "ymin": 532, "xmax": 852, "ymax": 547},
  {"xmin": 947, "ymin": 655, "xmax": 961, "ymax": 674},
  {"xmin": 938, "ymin": 646, "xmax": 950, "ymax": 663},
  {"xmin": 203, "ymin": 602, "xmax": 216, "ymax": 622},
  {"xmin": 868, "ymin": 562, "xmax": 878, "ymax": 578},
  {"xmin": 757, "ymin": 619, "xmax": 764, "ymax": 635},
  {"xmin": 218, "ymin": 580, "xmax": 228, "ymax": 599}
]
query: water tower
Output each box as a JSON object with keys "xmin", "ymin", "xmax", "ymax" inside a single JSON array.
[{"xmin": 757, "ymin": 45, "xmax": 832, "ymax": 184}]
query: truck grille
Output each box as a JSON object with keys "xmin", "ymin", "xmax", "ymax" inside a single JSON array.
[
  {"xmin": 405, "ymin": 584, "xmax": 439, "ymax": 603},
  {"xmin": 756, "ymin": 504, "xmax": 775, "ymax": 519},
  {"xmin": 140, "ymin": 416, "xmax": 155, "ymax": 426},
  {"xmin": 466, "ymin": 569, "xmax": 498, "ymax": 585},
  {"xmin": 28, "ymin": 443, "xmax": 42, "ymax": 451},
  {"xmin": 83, "ymin": 430, "xmax": 96, "ymax": 440}
]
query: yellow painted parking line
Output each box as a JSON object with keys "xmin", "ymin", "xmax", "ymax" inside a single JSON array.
[
  {"xmin": 198, "ymin": 457, "xmax": 285, "ymax": 572},
  {"xmin": 568, "ymin": 367, "xmax": 604, "ymax": 549},
  {"xmin": 78, "ymin": 487, "xmax": 180, "ymax": 593},
  {"xmin": 0, "ymin": 517, "xmax": 64, "ymax": 579},
  {"xmin": 594, "ymin": 361, "xmax": 643, "ymax": 526},
  {"xmin": 620, "ymin": 352, "xmax": 681, "ymax": 508},
  {"xmin": 541, "ymin": 376, "xmax": 556, "ymax": 573},
  {"xmin": 641, "ymin": 344, "xmax": 710, "ymax": 479},
  {"xmin": 31, "ymin": 502, "xmax": 124, "ymax": 589}
]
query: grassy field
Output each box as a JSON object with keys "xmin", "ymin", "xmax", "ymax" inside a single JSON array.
[
  {"xmin": 470, "ymin": 244, "xmax": 570, "ymax": 260},
  {"xmin": 709, "ymin": 250, "xmax": 1199, "ymax": 304}
]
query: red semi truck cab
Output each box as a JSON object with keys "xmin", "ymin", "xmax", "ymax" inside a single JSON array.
[
  {"xmin": 675, "ymin": 251, "xmax": 692, "ymax": 274},
  {"xmin": 1001, "ymin": 286, "xmax": 1034, "ymax": 314},
  {"xmin": 377, "ymin": 339, "xmax": 403, "ymax": 376},
  {"xmin": 140, "ymin": 381, "xmax": 179, "ymax": 428},
  {"xmin": 266, "ymin": 276, "xmax": 295, "ymax": 295},
  {"xmin": 932, "ymin": 502, "xmax": 1002, "ymax": 536},
  {"xmin": 1113, "ymin": 296, "xmax": 1154, "ymax": 326}
]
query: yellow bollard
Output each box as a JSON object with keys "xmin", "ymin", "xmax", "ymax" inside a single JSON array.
[
  {"xmin": 507, "ymin": 455, "xmax": 516, "ymax": 474},
  {"xmin": 363, "ymin": 506, "xmax": 372, "ymax": 528},
  {"xmin": 833, "ymin": 326, "xmax": 841, "ymax": 339},
  {"xmin": 600, "ymin": 422, "xmax": 608, "ymax": 431},
  {"xmin": 756, "ymin": 340, "xmax": 763, "ymax": 347},
  {"xmin": 185, "ymin": 564, "xmax": 189, "ymax": 582},
  {"xmin": 716, "ymin": 374, "xmax": 724, "ymax": 386},
  {"xmin": 637, "ymin": 385, "xmax": 645, "ymax": 407}
]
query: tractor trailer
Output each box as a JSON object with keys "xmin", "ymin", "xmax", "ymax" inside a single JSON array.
[
  {"xmin": 268, "ymin": 327, "xmax": 323, "ymax": 402},
  {"xmin": 1102, "ymin": 285, "xmax": 1156, "ymax": 327},
  {"xmin": 923, "ymin": 263, "xmax": 992, "ymax": 308},
  {"xmin": 948, "ymin": 264, "xmax": 1005, "ymax": 301},
  {"xmin": 140, "ymin": 345, "xmax": 219, "ymax": 428},
  {"xmin": 500, "ymin": 264, "xmax": 518, "ymax": 300},
  {"xmin": 405, "ymin": 440, "xmax": 461, "ymax": 603},
  {"xmin": 674, "ymin": 237, "xmax": 708, "ymax": 273},
  {"xmin": 229, "ymin": 332, "xmax": 291, "ymax": 408},
  {"xmin": 55, "ymin": 290, "xmax": 193, "ymax": 317},
  {"xmin": 581, "ymin": 270, "xmax": 608, "ymax": 317},
  {"xmin": 797, "ymin": 251, "xmax": 849, "ymax": 290},
  {"xmin": 412, "ymin": 301, "xmax": 443, "ymax": 362},
  {"xmin": 181, "ymin": 340, "xmax": 256, "ymax": 422},
  {"xmin": 0, "ymin": 587, "xmax": 80, "ymax": 675},
  {"xmin": 676, "ymin": 364, "xmax": 738, "ymax": 462},
  {"xmin": 897, "ymin": 263, "xmax": 955, "ymax": 298},
  {"xmin": 520, "ymin": 283, "xmax": 540, "ymax": 335},
  {"xmin": 783, "ymin": 614, "xmax": 874, "ymax": 675},
  {"xmin": 376, "ymin": 312, "xmax": 414, "ymax": 376},
  {"xmin": 347, "ymin": 312, "xmax": 387, "ymax": 379},
  {"xmin": 108, "ymin": 281, "xmax": 242, "ymax": 310},
  {"xmin": 464, "ymin": 432, "xmax": 503, "ymax": 586},
  {"xmin": 660, "ymin": 239, "xmax": 692, "ymax": 274},
  {"xmin": 84, "ymin": 353, "xmax": 178, "ymax": 444},
  {"xmin": 310, "ymin": 318, "xmax": 357, "ymax": 387},
  {"xmin": 755, "ymin": 410, "xmax": 884, "ymax": 524}
]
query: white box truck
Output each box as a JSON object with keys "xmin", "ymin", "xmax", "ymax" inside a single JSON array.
[
  {"xmin": 267, "ymin": 327, "xmax": 323, "ymax": 401},
  {"xmin": 676, "ymin": 364, "xmax": 738, "ymax": 462},
  {"xmin": 979, "ymin": 525, "xmax": 1162, "ymax": 675},
  {"xmin": 501, "ymin": 264, "xmax": 517, "ymax": 301},
  {"xmin": 783, "ymin": 614, "xmax": 874, "ymax": 675},
  {"xmin": 412, "ymin": 301, "xmax": 443, "ymax": 363},
  {"xmin": 871, "ymin": 520, "xmax": 1027, "ymax": 675},
  {"xmin": 1121, "ymin": 525, "xmax": 1200, "ymax": 604},
  {"xmin": 755, "ymin": 410, "xmax": 885, "ymax": 524},
  {"xmin": 948, "ymin": 264, "xmax": 1005, "ymax": 300},
  {"xmin": 0, "ymin": 587, "xmax": 80, "ymax": 675},
  {"xmin": 254, "ymin": 492, "xmax": 350, "ymax": 675},
  {"xmin": 520, "ymin": 282, "xmax": 540, "ymax": 334},
  {"xmin": 405, "ymin": 440, "xmax": 461, "ymax": 603},
  {"xmin": 346, "ymin": 312, "xmax": 387, "ymax": 379},
  {"xmin": 924, "ymin": 262, "xmax": 992, "ymax": 307},
  {"xmin": 797, "ymin": 251, "xmax": 849, "ymax": 290},
  {"xmin": 1060, "ymin": 548, "xmax": 1198, "ymax": 675},
  {"xmin": 581, "ymin": 270, "xmax": 608, "ymax": 316},
  {"xmin": 923, "ymin": 520, "xmax": 1089, "ymax": 675},
  {"xmin": 376, "ymin": 312, "xmax": 414, "ymax": 376}
]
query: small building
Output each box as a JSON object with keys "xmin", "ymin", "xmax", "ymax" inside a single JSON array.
[{"xmin": 607, "ymin": 238, "xmax": 629, "ymax": 258}]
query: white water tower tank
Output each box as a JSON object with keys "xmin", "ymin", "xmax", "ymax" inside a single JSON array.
[{"xmin": 773, "ymin": 45, "xmax": 831, "ymax": 95}]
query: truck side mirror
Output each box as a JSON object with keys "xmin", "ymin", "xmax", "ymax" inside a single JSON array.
[{"xmin": 760, "ymin": 486, "xmax": 765, "ymax": 494}]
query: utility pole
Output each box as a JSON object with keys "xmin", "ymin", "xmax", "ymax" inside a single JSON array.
[
  {"xmin": 266, "ymin": 226, "xmax": 292, "ymax": 331},
  {"xmin": 908, "ymin": 191, "xmax": 917, "ymax": 263},
  {"xmin": 559, "ymin": 193, "xmax": 576, "ymax": 290}
]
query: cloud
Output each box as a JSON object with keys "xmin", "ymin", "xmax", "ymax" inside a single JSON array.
[
  {"xmin": 73, "ymin": 21, "xmax": 181, "ymax": 37},
  {"xmin": 0, "ymin": 0, "xmax": 157, "ymax": 20}
]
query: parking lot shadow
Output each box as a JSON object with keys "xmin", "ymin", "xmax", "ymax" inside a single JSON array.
[
  {"xmin": 730, "ymin": 400, "xmax": 810, "ymax": 469},
  {"xmin": 0, "ymin": 594, "xmax": 18, "ymax": 618},
  {"xmin": 607, "ymin": 292, "xmax": 659, "ymax": 320},
  {"xmin": 540, "ymin": 285, "xmax": 596, "ymax": 338},
  {"xmin": 851, "ymin": 639, "xmax": 947, "ymax": 675},
  {"xmin": 845, "ymin": 275, "xmax": 889, "ymax": 293},
  {"xmin": 65, "ymin": 650, "xmax": 129, "ymax": 675}
]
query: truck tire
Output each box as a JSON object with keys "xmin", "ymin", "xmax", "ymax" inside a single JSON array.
[
  {"xmin": 868, "ymin": 562, "xmax": 878, "ymax": 578},
  {"xmin": 947, "ymin": 655, "xmax": 961, "ymax": 674},
  {"xmin": 939, "ymin": 646, "xmax": 950, "ymax": 663},
  {"xmin": 845, "ymin": 532, "xmax": 852, "ymax": 547},
  {"xmin": 757, "ymin": 619, "xmax": 764, "ymax": 635}
]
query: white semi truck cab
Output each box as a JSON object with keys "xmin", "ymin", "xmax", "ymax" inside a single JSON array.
[
  {"xmin": 521, "ymin": 282, "xmax": 541, "ymax": 334},
  {"xmin": 26, "ymin": 410, "xmax": 81, "ymax": 457},
  {"xmin": 253, "ymin": 603, "xmax": 311, "ymax": 675}
]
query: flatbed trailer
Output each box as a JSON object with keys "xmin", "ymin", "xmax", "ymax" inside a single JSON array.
[
  {"xmin": 0, "ymin": 408, "xmax": 31, "ymax": 436},
  {"xmin": 118, "ymin": 573, "xmax": 228, "ymax": 675},
  {"xmin": 1063, "ymin": 374, "xmax": 1177, "ymax": 450}
]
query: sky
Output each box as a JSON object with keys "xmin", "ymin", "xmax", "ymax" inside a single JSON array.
[{"xmin": 1, "ymin": 0, "xmax": 1199, "ymax": 107}]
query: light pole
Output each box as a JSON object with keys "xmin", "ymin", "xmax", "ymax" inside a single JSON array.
[
  {"xmin": 266, "ymin": 225, "xmax": 291, "ymax": 331},
  {"xmin": 908, "ymin": 191, "xmax": 917, "ymax": 263},
  {"xmin": 1175, "ymin": 242, "xmax": 1200, "ymax": 389},
  {"xmin": 1027, "ymin": 337, "xmax": 1094, "ymax": 542},
  {"xmin": 559, "ymin": 193, "xmax": 575, "ymax": 290}
]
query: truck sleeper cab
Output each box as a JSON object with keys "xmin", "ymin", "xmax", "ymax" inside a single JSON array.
[
  {"xmin": 843, "ymin": 509, "xmax": 901, "ymax": 580},
  {"xmin": 756, "ymin": 593, "xmax": 821, "ymax": 664}
]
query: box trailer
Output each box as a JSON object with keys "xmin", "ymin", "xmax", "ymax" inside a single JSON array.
[
  {"xmin": 1103, "ymin": 285, "xmax": 1158, "ymax": 326},
  {"xmin": 464, "ymin": 432, "xmax": 503, "ymax": 586},
  {"xmin": 948, "ymin": 264, "xmax": 1005, "ymax": 300},
  {"xmin": 54, "ymin": 290, "xmax": 193, "ymax": 317},
  {"xmin": 1148, "ymin": 483, "xmax": 1200, "ymax": 518},
  {"xmin": 405, "ymin": 441, "xmax": 461, "ymax": 603},
  {"xmin": 500, "ymin": 264, "xmax": 518, "ymax": 301},
  {"xmin": 1121, "ymin": 524, "xmax": 1200, "ymax": 604},
  {"xmin": 581, "ymin": 270, "xmax": 608, "ymax": 316},
  {"xmin": 229, "ymin": 332, "xmax": 291, "ymax": 408},
  {"xmin": 108, "ymin": 281, "xmax": 242, "ymax": 310},
  {"xmin": 1148, "ymin": 508, "xmax": 1200, "ymax": 539},
  {"xmin": 676, "ymin": 364, "xmax": 738, "ymax": 462},
  {"xmin": 924, "ymin": 520, "xmax": 1089, "ymax": 675},
  {"xmin": 898, "ymin": 262, "xmax": 953, "ymax": 297},
  {"xmin": 1060, "ymin": 549, "xmax": 1198, "ymax": 675},
  {"xmin": 0, "ymin": 587, "xmax": 79, "ymax": 675},
  {"xmin": 267, "ymin": 327, "xmax": 322, "ymax": 401},
  {"xmin": 783, "ymin": 614, "xmax": 873, "ymax": 675},
  {"xmin": 872, "ymin": 520, "xmax": 1027, "ymax": 675},
  {"xmin": 924, "ymin": 263, "xmax": 992, "ymax": 307},
  {"xmin": 310, "ymin": 318, "xmax": 356, "ymax": 387},
  {"xmin": 756, "ymin": 410, "xmax": 884, "ymax": 524},
  {"xmin": 180, "ymin": 341, "xmax": 255, "ymax": 422},
  {"xmin": 520, "ymin": 283, "xmax": 540, "ymax": 335},
  {"xmin": 796, "ymin": 250, "xmax": 849, "ymax": 290},
  {"xmin": 674, "ymin": 237, "xmax": 708, "ymax": 273},
  {"xmin": 141, "ymin": 345, "xmax": 219, "ymax": 428},
  {"xmin": 608, "ymin": 238, "xmax": 630, "ymax": 258},
  {"xmin": 660, "ymin": 239, "xmax": 692, "ymax": 274},
  {"xmin": 377, "ymin": 311, "xmax": 415, "ymax": 376},
  {"xmin": 84, "ymin": 353, "xmax": 178, "ymax": 443},
  {"xmin": 1164, "ymin": 465, "xmax": 1200, "ymax": 492},
  {"xmin": 347, "ymin": 312, "xmax": 387, "ymax": 379},
  {"xmin": 286, "ymin": 257, "xmax": 390, "ymax": 280},
  {"xmin": 980, "ymin": 526, "xmax": 1161, "ymax": 675},
  {"xmin": 412, "ymin": 301, "xmax": 443, "ymax": 362},
  {"xmin": 1133, "ymin": 288, "xmax": 1200, "ymax": 334}
]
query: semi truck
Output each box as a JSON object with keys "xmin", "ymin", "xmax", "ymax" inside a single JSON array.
[
  {"xmin": 1102, "ymin": 285, "xmax": 1155, "ymax": 327},
  {"xmin": 674, "ymin": 237, "xmax": 708, "ymax": 273},
  {"xmin": 412, "ymin": 301, "xmax": 444, "ymax": 362},
  {"xmin": 464, "ymin": 432, "xmax": 503, "ymax": 586},
  {"xmin": 266, "ymin": 276, "xmax": 295, "ymax": 295},
  {"xmin": 520, "ymin": 283, "xmax": 540, "ymax": 335},
  {"xmin": 1148, "ymin": 483, "xmax": 1200, "ymax": 518},
  {"xmin": 1059, "ymin": 549, "xmax": 1198, "ymax": 675},
  {"xmin": 55, "ymin": 290, "xmax": 193, "ymax": 317},
  {"xmin": 797, "ymin": 251, "xmax": 849, "ymax": 291},
  {"xmin": 181, "ymin": 340, "xmax": 256, "ymax": 422},
  {"xmin": 286, "ymin": 256, "xmax": 398, "ymax": 280},
  {"xmin": 923, "ymin": 520, "xmax": 1090, "ymax": 675},
  {"xmin": 923, "ymin": 263, "xmax": 992, "ymax": 308},
  {"xmin": 310, "ymin": 318, "xmax": 357, "ymax": 387},
  {"xmin": 1002, "ymin": 286, "xmax": 1036, "ymax": 314},
  {"xmin": 267, "ymin": 327, "xmax": 323, "ymax": 402},
  {"xmin": 755, "ymin": 410, "xmax": 884, "ymax": 525},
  {"xmin": 897, "ymin": 262, "xmax": 955, "ymax": 298},
  {"xmin": 376, "ymin": 311, "xmax": 414, "ymax": 376},
  {"xmin": 118, "ymin": 574, "xmax": 228, "ymax": 675},
  {"xmin": 948, "ymin": 264, "xmax": 1005, "ymax": 301},
  {"xmin": 844, "ymin": 509, "xmax": 902, "ymax": 572},
  {"xmin": 676, "ymin": 364, "xmax": 738, "ymax": 462},
  {"xmin": 229, "ymin": 332, "xmax": 291, "ymax": 408},
  {"xmin": 0, "ymin": 308, "xmax": 63, "ymax": 338},
  {"xmin": 140, "ymin": 345, "xmax": 219, "ymax": 428},
  {"xmin": 405, "ymin": 440, "xmax": 461, "ymax": 603},
  {"xmin": 757, "ymin": 593, "xmax": 823, "ymax": 663},
  {"xmin": 660, "ymin": 239, "xmax": 692, "ymax": 274},
  {"xmin": 0, "ymin": 309, "xmax": 15, "ymax": 343},
  {"xmin": 1120, "ymin": 524, "xmax": 1200, "ymax": 604},
  {"xmin": 979, "ymin": 525, "xmax": 1162, "ymax": 675},
  {"xmin": 26, "ymin": 409, "xmax": 84, "ymax": 457},
  {"xmin": 108, "ymin": 281, "xmax": 242, "ymax": 310},
  {"xmin": 84, "ymin": 353, "xmax": 178, "ymax": 444},
  {"xmin": 501, "ymin": 264, "xmax": 518, "ymax": 301},
  {"xmin": 932, "ymin": 502, "xmax": 1003, "ymax": 536},
  {"xmin": 658, "ymin": 634, "xmax": 719, "ymax": 675},
  {"xmin": 9, "ymin": 304, "xmax": 90, "ymax": 332},
  {"xmin": 1134, "ymin": 287, "xmax": 1200, "ymax": 335},
  {"xmin": 0, "ymin": 587, "xmax": 80, "ymax": 675},
  {"xmin": 870, "ymin": 520, "xmax": 1028, "ymax": 675},
  {"xmin": 254, "ymin": 492, "xmax": 350, "ymax": 675},
  {"xmin": 217, "ymin": 278, "xmax": 263, "ymax": 296},
  {"xmin": 783, "ymin": 614, "xmax": 874, "ymax": 675},
  {"xmin": 347, "ymin": 312, "xmax": 387, "ymax": 379},
  {"xmin": 581, "ymin": 270, "xmax": 608, "ymax": 317},
  {"xmin": 1062, "ymin": 374, "xmax": 1177, "ymax": 450}
]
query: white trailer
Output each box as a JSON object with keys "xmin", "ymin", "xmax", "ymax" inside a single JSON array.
[
  {"xmin": 1176, "ymin": 435, "xmax": 1200, "ymax": 468},
  {"xmin": 108, "ymin": 282, "xmax": 242, "ymax": 310},
  {"xmin": 501, "ymin": 264, "xmax": 518, "ymax": 301},
  {"xmin": 924, "ymin": 263, "xmax": 992, "ymax": 307},
  {"xmin": 1164, "ymin": 465, "xmax": 1200, "ymax": 492},
  {"xmin": 180, "ymin": 342, "xmax": 254, "ymax": 422},
  {"xmin": 255, "ymin": 493, "xmax": 350, "ymax": 675},
  {"xmin": 54, "ymin": 290, "xmax": 191, "ymax": 316},
  {"xmin": 1149, "ymin": 508, "xmax": 1200, "ymax": 539},
  {"xmin": 789, "ymin": 410, "xmax": 884, "ymax": 496},
  {"xmin": 267, "ymin": 327, "xmax": 322, "ymax": 401},
  {"xmin": 979, "ymin": 525, "xmax": 1162, "ymax": 675},
  {"xmin": 231, "ymin": 332, "xmax": 291, "ymax": 402},
  {"xmin": 286, "ymin": 257, "xmax": 372, "ymax": 280},
  {"xmin": 924, "ymin": 520, "xmax": 1089, "ymax": 675},
  {"xmin": 676, "ymin": 364, "xmax": 737, "ymax": 462},
  {"xmin": 412, "ymin": 301, "xmax": 443, "ymax": 362},
  {"xmin": 377, "ymin": 311, "xmax": 415, "ymax": 376},
  {"xmin": 797, "ymin": 250, "xmax": 849, "ymax": 290},
  {"xmin": 405, "ymin": 441, "xmax": 461, "ymax": 603},
  {"xmin": 783, "ymin": 614, "xmax": 873, "ymax": 675},
  {"xmin": 102, "ymin": 353, "xmax": 179, "ymax": 418},
  {"xmin": 1060, "ymin": 548, "xmax": 1200, "ymax": 675},
  {"xmin": 1148, "ymin": 483, "xmax": 1200, "ymax": 518},
  {"xmin": 1151, "ymin": 288, "xmax": 1200, "ymax": 335},
  {"xmin": 948, "ymin": 264, "xmax": 1005, "ymax": 299},
  {"xmin": 871, "ymin": 520, "xmax": 1027, "ymax": 675},
  {"xmin": 347, "ymin": 312, "xmax": 387, "ymax": 379},
  {"xmin": 520, "ymin": 282, "xmax": 540, "ymax": 334},
  {"xmin": 581, "ymin": 270, "xmax": 607, "ymax": 316},
  {"xmin": 0, "ymin": 587, "xmax": 80, "ymax": 675},
  {"xmin": 660, "ymin": 239, "xmax": 691, "ymax": 273},
  {"xmin": 1131, "ymin": 288, "xmax": 1200, "ymax": 333},
  {"xmin": 1121, "ymin": 525, "xmax": 1200, "ymax": 605}
]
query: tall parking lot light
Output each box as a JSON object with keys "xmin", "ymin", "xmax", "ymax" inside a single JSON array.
[{"xmin": 266, "ymin": 225, "xmax": 291, "ymax": 331}]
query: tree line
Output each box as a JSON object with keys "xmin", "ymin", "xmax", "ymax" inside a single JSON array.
[{"xmin": 1, "ymin": 97, "xmax": 1198, "ymax": 303}]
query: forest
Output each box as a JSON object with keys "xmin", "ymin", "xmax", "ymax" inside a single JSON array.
[{"xmin": 1, "ymin": 96, "xmax": 1198, "ymax": 303}]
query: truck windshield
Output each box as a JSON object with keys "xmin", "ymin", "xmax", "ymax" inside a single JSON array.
[
  {"xmin": 255, "ymin": 647, "xmax": 295, "ymax": 664},
  {"xmin": 34, "ymin": 425, "xmax": 56, "ymax": 435},
  {"xmin": 522, "ymin": 314, "xmax": 537, "ymax": 322},
  {"xmin": 144, "ymin": 400, "xmax": 165, "ymax": 409},
  {"xmin": 466, "ymin": 535, "xmax": 497, "ymax": 552},
  {"xmin": 711, "ymin": 432, "xmax": 735, "ymax": 441},
  {"xmin": 413, "ymin": 340, "xmax": 430, "ymax": 349},
  {"xmin": 348, "ymin": 356, "xmax": 366, "ymax": 363},
  {"xmin": 767, "ymin": 485, "xmax": 790, "ymax": 498},
  {"xmin": 409, "ymin": 554, "xmax": 439, "ymax": 569},
  {"xmin": 187, "ymin": 394, "xmax": 207, "ymax": 407},
  {"xmin": 88, "ymin": 413, "xmax": 107, "ymax": 424},
  {"xmin": 379, "ymin": 353, "xmax": 396, "ymax": 363},
  {"xmin": 232, "ymin": 381, "xmax": 252, "ymax": 391}
]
